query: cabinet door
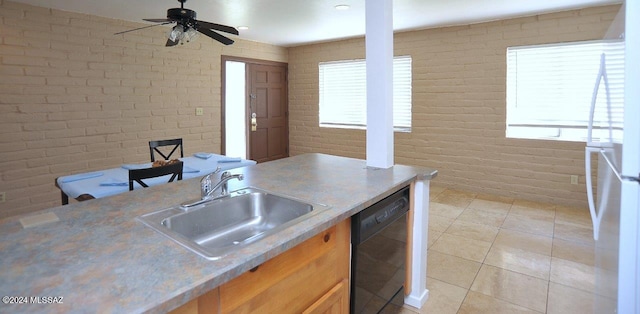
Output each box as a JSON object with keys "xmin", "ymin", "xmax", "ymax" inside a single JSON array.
[
  {"xmin": 303, "ymin": 279, "xmax": 349, "ymax": 314},
  {"xmin": 220, "ymin": 219, "xmax": 350, "ymax": 313}
]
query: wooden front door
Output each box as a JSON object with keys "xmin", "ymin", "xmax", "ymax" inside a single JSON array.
[{"xmin": 248, "ymin": 63, "xmax": 289, "ymax": 163}]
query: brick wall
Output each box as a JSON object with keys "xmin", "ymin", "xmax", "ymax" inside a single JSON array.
[
  {"xmin": 0, "ymin": 1, "xmax": 620, "ymax": 218},
  {"xmin": 288, "ymin": 5, "xmax": 621, "ymax": 208},
  {"xmin": 0, "ymin": 0, "xmax": 287, "ymax": 218}
]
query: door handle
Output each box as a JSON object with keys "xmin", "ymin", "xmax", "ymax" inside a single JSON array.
[
  {"xmin": 249, "ymin": 93, "xmax": 257, "ymax": 132},
  {"xmin": 251, "ymin": 113, "xmax": 257, "ymax": 131}
]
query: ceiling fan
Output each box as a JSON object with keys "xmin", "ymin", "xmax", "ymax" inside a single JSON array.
[{"xmin": 115, "ymin": 0, "xmax": 239, "ymax": 46}]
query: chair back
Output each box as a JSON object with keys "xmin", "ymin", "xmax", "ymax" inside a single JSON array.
[
  {"xmin": 149, "ymin": 138, "xmax": 183, "ymax": 162},
  {"xmin": 128, "ymin": 161, "xmax": 183, "ymax": 191}
]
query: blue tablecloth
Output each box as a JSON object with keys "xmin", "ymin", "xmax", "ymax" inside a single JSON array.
[{"xmin": 56, "ymin": 155, "xmax": 256, "ymax": 199}]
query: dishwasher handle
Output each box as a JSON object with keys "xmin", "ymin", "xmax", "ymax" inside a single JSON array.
[
  {"xmin": 353, "ymin": 187, "xmax": 410, "ymax": 245},
  {"xmin": 374, "ymin": 198, "xmax": 408, "ymax": 224},
  {"xmin": 375, "ymin": 211, "xmax": 389, "ymax": 224}
]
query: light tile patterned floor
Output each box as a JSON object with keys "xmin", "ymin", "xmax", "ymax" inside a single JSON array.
[{"xmin": 391, "ymin": 185, "xmax": 597, "ymax": 314}]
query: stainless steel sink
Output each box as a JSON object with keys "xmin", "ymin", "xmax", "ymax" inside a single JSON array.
[{"xmin": 137, "ymin": 187, "xmax": 330, "ymax": 260}]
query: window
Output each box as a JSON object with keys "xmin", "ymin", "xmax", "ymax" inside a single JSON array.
[
  {"xmin": 506, "ymin": 40, "xmax": 624, "ymax": 142},
  {"xmin": 319, "ymin": 56, "xmax": 412, "ymax": 132}
]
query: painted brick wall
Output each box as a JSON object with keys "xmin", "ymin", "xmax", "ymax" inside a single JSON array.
[
  {"xmin": 288, "ymin": 5, "xmax": 621, "ymax": 208},
  {"xmin": 0, "ymin": 0, "xmax": 287, "ymax": 218}
]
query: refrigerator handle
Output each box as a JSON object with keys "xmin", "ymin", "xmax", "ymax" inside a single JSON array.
[
  {"xmin": 587, "ymin": 53, "xmax": 614, "ymax": 146},
  {"xmin": 585, "ymin": 147, "xmax": 601, "ymax": 240},
  {"xmin": 586, "ymin": 55, "xmax": 605, "ymax": 144}
]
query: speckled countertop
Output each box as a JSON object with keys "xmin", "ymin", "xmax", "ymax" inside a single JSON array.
[{"xmin": 0, "ymin": 153, "xmax": 436, "ymax": 313}]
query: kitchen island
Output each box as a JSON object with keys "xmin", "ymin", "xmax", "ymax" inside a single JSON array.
[{"xmin": 0, "ymin": 153, "xmax": 436, "ymax": 313}]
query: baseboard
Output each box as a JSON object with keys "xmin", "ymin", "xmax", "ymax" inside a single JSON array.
[{"xmin": 404, "ymin": 288, "xmax": 429, "ymax": 309}]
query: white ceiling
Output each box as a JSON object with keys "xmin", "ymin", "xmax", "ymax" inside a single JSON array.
[{"xmin": 10, "ymin": 0, "xmax": 620, "ymax": 47}]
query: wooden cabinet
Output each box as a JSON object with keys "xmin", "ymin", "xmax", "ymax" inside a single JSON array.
[
  {"xmin": 220, "ymin": 219, "xmax": 351, "ymax": 313},
  {"xmin": 302, "ymin": 278, "xmax": 349, "ymax": 314},
  {"xmin": 171, "ymin": 219, "xmax": 351, "ymax": 314}
]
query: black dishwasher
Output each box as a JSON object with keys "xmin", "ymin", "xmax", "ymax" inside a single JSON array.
[{"xmin": 351, "ymin": 186, "xmax": 410, "ymax": 313}]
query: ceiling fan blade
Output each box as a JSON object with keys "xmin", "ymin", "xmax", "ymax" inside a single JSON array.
[
  {"xmin": 166, "ymin": 38, "xmax": 180, "ymax": 47},
  {"xmin": 196, "ymin": 20, "xmax": 239, "ymax": 35},
  {"xmin": 115, "ymin": 21, "xmax": 174, "ymax": 35},
  {"xmin": 143, "ymin": 18, "xmax": 172, "ymax": 23},
  {"xmin": 197, "ymin": 27, "xmax": 234, "ymax": 45}
]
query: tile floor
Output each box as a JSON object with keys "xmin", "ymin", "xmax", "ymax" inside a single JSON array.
[{"xmin": 392, "ymin": 185, "xmax": 597, "ymax": 314}]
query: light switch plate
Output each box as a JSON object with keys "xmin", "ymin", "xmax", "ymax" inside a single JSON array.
[
  {"xmin": 570, "ymin": 175, "xmax": 579, "ymax": 185},
  {"xmin": 195, "ymin": 107, "xmax": 204, "ymax": 116},
  {"xmin": 0, "ymin": 192, "xmax": 5, "ymax": 203}
]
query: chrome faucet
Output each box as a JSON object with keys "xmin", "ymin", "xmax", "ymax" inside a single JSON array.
[
  {"xmin": 181, "ymin": 168, "xmax": 244, "ymax": 210},
  {"xmin": 202, "ymin": 171, "xmax": 244, "ymax": 200},
  {"xmin": 199, "ymin": 167, "xmax": 220, "ymax": 199}
]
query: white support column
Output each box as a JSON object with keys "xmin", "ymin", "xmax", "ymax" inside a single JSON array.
[
  {"xmin": 365, "ymin": 0, "xmax": 394, "ymax": 169},
  {"xmin": 405, "ymin": 178, "xmax": 431, "ymax": 308}
]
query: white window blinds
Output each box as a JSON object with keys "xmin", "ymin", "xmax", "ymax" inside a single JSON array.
[
  {"xmin": 319, "ymin": 56, "xmax": 412, "ymax": 132},
  {"xmin": 506, "ymin": 40, "xmax": 625, "ymax": 142}
]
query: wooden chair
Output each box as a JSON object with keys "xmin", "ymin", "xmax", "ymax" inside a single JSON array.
[
  {"xmin": 128, "ymin": 161, "xmax": 183, "ymax": 191},
  {"xmin": 149, "ymin": 138, "xmax": 184, "ymax": 162}
]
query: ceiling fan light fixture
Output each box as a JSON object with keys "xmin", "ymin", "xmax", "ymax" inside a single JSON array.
[
  {"xmin": 238, "ymin": 26, "xmax": 249, "ymax": 31},
  {"xmin": 168, "ymin": 25, "xmax": 184, "ymax": 42},
  {"xmin": 121, "ymin": 0, "xmax": 238, "ymax": 46},
  {"xmin": 167, "ymin": 24, "xmax": 199, "ymax": 45},
  {"xmin": 183, "ymin": 27, "xmax": 198, "ymax": 43}
]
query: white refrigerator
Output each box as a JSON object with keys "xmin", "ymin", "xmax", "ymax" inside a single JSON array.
[{"xmin": 585, "ymin": 1, "xmax": 640, "ymax": 313}]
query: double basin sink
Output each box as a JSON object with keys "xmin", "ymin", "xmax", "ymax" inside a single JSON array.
[{"xmin": 138, "ymin": 187, "xmax": 330, "ymax": 260}]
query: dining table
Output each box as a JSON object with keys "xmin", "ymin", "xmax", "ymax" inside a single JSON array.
[{"xmin": 54, "ymin": 153, "xmax": 256, "ymax": 205}]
